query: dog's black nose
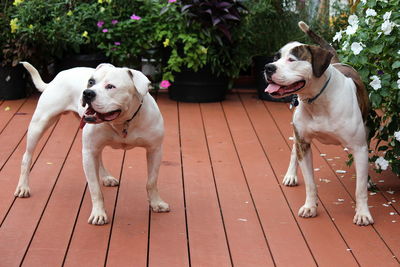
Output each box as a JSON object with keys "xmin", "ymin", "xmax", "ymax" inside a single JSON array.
[
  {"xmin": 83, "ymin": 89, "xmax": 96, "ymax": 103},
  {"xmin": 264, "ymin": 63, "xmax": 277, "ymax": 75}
]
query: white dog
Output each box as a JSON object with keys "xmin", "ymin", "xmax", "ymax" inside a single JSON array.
[
  {"xmin": 264, "ymin": 22, "xmax": 373, "ymax": 225},
  {"xmin": 15, "ymin": 62, "xmax": 170, "ymax": 225}
]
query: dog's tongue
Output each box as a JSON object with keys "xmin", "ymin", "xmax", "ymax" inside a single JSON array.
[{"xmin": 265, "ymin": 83, "xmax": 282, "ymax": 93}]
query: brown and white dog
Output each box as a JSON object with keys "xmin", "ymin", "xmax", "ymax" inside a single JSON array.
[{"xmin": 264, "ymin": 21, "xmax": 373, "ymax": 225}]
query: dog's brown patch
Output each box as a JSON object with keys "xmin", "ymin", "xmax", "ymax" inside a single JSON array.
[
  {"xmin": 294, "ymin": 126, "xmax": 310, "ymax": 162},
  {"xmin": 333, "ymin": 63, "xmax": 369, "ymax": 121},
  {"xmin": 291, "ymin": 45, "xmax": 333, "ymax": 78}
]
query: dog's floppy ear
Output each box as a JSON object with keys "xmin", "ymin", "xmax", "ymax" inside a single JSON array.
[
  {"xmin": 96, "ymin": 63, "xmax": 114, "ymax": 70},
  {"xmin": 307, "ymin": 45, "xmax": 333, "ymax": 78},
  {"xmin": 128, "ymin": 69, "xmax": 150, "ymax": 96}
]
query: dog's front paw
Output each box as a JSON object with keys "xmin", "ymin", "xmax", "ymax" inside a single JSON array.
[
  {"xmin": 14, "ymin": 185, "xmax": 30, "ymax": 198},
  {"xmin": 282, "ymin": 174, "xmax": 298, "ymax": 186},
  {"xmin": 298, "ymin": 205, "xmax": 317, "ymax": 218},
  {"xmin": 150, "ymin": 200, "xmax": 170, "ymax": 213},
  {"xmin": 88, "ymin": 209, "xmax": 108, "ymax": 225},
  {"xmin": 101, "ymin": 176, "xmax": 119, "ymax": 187},
  {"xmin": 353, "ymin": 211, "xmax": 374, "ymax": 226}
]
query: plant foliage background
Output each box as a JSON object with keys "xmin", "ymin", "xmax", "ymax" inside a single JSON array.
[{"xmin": 336, "ymin": 0, "xmax": 400, "ymax": 176}]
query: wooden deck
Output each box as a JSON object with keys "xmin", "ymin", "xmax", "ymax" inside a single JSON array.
[{"xmin": 0, "ymin": 91, "xmax": 399, "ymax": 267}]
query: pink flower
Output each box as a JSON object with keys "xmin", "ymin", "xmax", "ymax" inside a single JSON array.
[
  {"xmin": 114, "ymin": 41, "xmax": 121, "ymax": 46},
  {"xmin": 168, "ymin": 0, "xmax": 177, "ymax": 2},
  {"xmin": 111, "ymin": 19, "xmax": 118, "ymax": 24},
  {"xmin": 130, "ymin": 14, "xmax": 141, "ymax": 20},
  {"xmin": 102, "ymin": 28, "xmax": 108, "ymax": 33},
  {"xmin": 97, "ymin": 20, "xmax": 105, "ymax": 28},
  {"xmin": 160, "ymin": 80, "xmax": 171, "ymax": 89}
]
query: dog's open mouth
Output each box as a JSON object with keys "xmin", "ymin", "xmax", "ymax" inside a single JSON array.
[
  {"xmin": 80, "ymin": 106, "xmax": 121, "ymax": 128},
  {"xmin": 265, "ymin": 80, "xmax": 306, "ymax": 97}
]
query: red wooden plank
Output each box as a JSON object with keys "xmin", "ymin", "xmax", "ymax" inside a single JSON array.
[
  {"xmin": 310, "ymin": 142, "xmax": 400, "ymax": 261},
  {"xmin": 0, "ymin": 113, "xmax": 79, "ymax": 266},
  {"xmin": 0, "ymin": 98, "xmax": 39, "ymax": 169},
  {"xmin": 63, "ymin": 147, "xmax": 124, "ymax": 267},
  {"xmin": 223, "ymin": 93, "xmax": 318, "ymax": 266},
  {"xmin": 0, "ymin": 106, "xmax": 55, "ymax": 223},
  {"xmin": 0, "ymin": 97, "xmax": 27, "ymax": 133},
  {"xmin": 179, "ymin": 102, "xmax": 231, "ymax": 267},
  {"xmin": 21, "ymin": 134, "xmax": 86, "ymax": 267},
  {"xmin": 266, "ymin": 100, "xmax": 399, "ymax": 266},
  {"xmin": 147, "ymin": 94, "xmax": 189, "ymax": 267},
  {"xmin": 106, "ymin": 148, "xmax": 150, "ymax": 267},
  {"xmin": 200, "ymin": 100, "xmax": 275, "ymax": 266}
]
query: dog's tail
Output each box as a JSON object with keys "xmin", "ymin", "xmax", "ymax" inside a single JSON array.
[
  {"xmin": 298, "ymin": 21, "xmax": 340, "ymax": 64},
  {"xmin": 20, "ymin": 61, "xmax": 48, "ymax": 92}
]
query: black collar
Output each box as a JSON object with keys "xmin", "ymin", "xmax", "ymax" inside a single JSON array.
[
  {"xmin": 122, "ymin": 99, "xmax": 143, "ymax": 137},
  {"xmin": 305, "ymin": 73, "xmax": 332, "ymax": 104},
  {"xmin": 126, "ymin": 100, "xmax": 143, "ymax": 123},
  {"xmin": 291, "ymin": 73, "xmax": 332, "ymax": 108}
]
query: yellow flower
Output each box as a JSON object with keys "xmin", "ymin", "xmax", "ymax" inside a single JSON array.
[
  {"xmin": 200, "ymin": 46, "xmax": 208, "ymax": 54},
  {"xmin": 13, "ymin": 0, "xmax": 24, "ymax": 6},
  {"xmin": 163, "ymin": 38, "xmax": 170, "ymax": 47},
  {"xmin": 28, "ymin": 24, "xmax": 33, "ymax": 29},
  {"xmin": 82, "ymin": 31, "xmax": 89, "ymax": 38},
  {"xmin": 10, "ymin": 18, "xmax": 19, "ymax": 33},
  {"xmin": 67, "ymin": 10, "xmax": 73, "ymax": 16},
  {"xmin": 98, "ymin": 0, "xmax": 103, "ymax": 3}
]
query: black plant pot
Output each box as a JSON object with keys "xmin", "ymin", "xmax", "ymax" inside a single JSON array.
[
  {"xmin": 56, "ymin": 53, "xmax": 109, "ymax": 72},
  {"xmin": 253, "ymin": 55, "xmax": 293, "ymax": 102},
  {"xmin": 169, "ymin": 67, "xmax": 228, "ymax": 103},
  {"xmin": 0, "ymin": 64, "xmax": 27, "ymax": 100}
]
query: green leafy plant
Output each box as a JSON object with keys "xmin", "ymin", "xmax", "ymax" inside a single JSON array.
[
  {"xmin": 93, "ymin": 0, "xmax": 164, "ymax": 67},
  {"xmin": 157, "ymin": 0, "xmax": 252, "ymax": 82},
  {"xmin": 6, "ymin": 0, "xmax": 101, "ymax": 66},
  {"xmin": 336, "ymin": 0, "xmax": 400, "ymax": 175}
]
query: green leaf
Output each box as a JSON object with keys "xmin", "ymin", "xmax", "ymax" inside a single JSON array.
[{"xmin": 392, "ymin": 61, "xmax": 400, "ymax": 69}]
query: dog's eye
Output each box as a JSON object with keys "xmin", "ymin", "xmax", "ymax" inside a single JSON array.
[
  {"xmin": 288, "ymin": 58, "xmax": 296, "ymax": 62},
  {"xmin": 105, "ymin": 84, "xmax": 115, "ymax": 90},
  {"xmin": 88, "ymin": 79, "xmax": 95, "ymax": 87}
]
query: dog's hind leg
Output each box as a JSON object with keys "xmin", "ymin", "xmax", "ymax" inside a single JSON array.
[
  {"xmin": 14, "ymin": 109, "xmax": 61, "ymax": 197},
  {"xmin": 283, "ymin": 144, "xmax": 299, "ymax": 186},
  {"xmin": 146, "ymin": 146, "xmax": 170, "ymax": 213},
  {"xmin": 352, "ymin": 145, "xmax": 374, "ymax": 225},
  {"xmin": 99, "ymin": 153, "xmax": 119, "ymax": 187}
]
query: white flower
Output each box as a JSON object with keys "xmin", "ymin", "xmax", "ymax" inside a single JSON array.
[
  {"xmin": 366, "ymin": 8, "xmax": 377, "ymax": 17},
  {"xmin": 348, "ymin": 14, "xmax": 359, "ymax": 26},
  {"xmin": 398, "ymin": 71, "xmax": 400, "ymax": 78},
  {"xmin": 360, "ymin": 0, "xmax": 366, "ymax": 4},
  {"xmin": 383, "ymin": 11, "xmax": 392, "ymax": 21},
  {"xmin": 351, "ymin": 42, "xmax": 364, "ymax": 55},
  {"xmin": 333, "ymin": 31, "xmax": 343, "ymax": 42},
  {"xmin": 370, "ymin": 75, "xmax": 382, "ymax": 90},
  {"xmin": 394, "ymin": 131, "xmax": 400, "ymax": 142},
  {"xmin": 398, "ymin": 50, "xmax": 400, "ymax": 55},
  {"xmin": 375, "ymin": 156, "xmax": 389, "ymax": 170},
  {"xmin": 346, "ymin": 24, "xmax": 358, "ymax": 35},
  {"xmin": 397, "ymin": 79, "xmax": 400, "ymax": 89},
  {"xmin": 381, "ymin": 20, "xmax": 395, "ymax": 35}
]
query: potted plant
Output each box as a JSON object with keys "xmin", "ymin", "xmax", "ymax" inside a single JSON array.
[
  {"xmin": 156, "ymin": 0, "xmax": 252, "ymax": 102},
  {"xmin": 8, "ymin": 0, "xmax": 108, "ymax": 75},
  {"xmin": 0, "ymin": 1, "xmax": 31, "ymax": 100}
]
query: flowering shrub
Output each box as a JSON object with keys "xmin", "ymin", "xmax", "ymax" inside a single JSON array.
[{"xmin": 335, "ymin": 0, "xmax": 400, "ymax": 175}]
